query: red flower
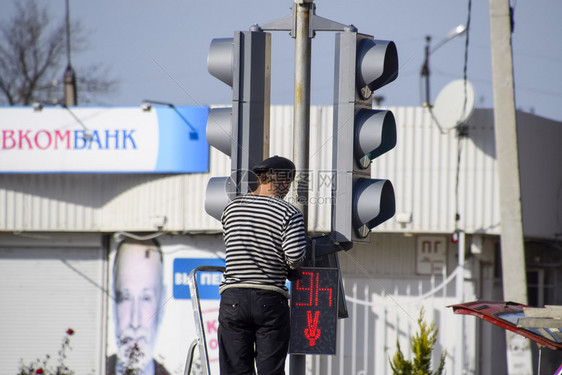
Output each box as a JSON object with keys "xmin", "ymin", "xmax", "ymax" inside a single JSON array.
[
  {"xmin": 35, "ymin": 369, "xmax": 44, "ymax": 374},
  {"xmin": 66, "ymin": 328, "xmax": 75, "ymax": 335}
]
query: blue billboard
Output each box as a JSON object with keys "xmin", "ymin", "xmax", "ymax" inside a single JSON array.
[{"xmin": 173, "ymin": 258, "xmax": 225, "ymax": 300}]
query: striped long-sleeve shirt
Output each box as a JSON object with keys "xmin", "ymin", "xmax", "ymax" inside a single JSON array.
[{"xmin": 219, "ymin": 194, "xmax": 307, "ymax": 297}]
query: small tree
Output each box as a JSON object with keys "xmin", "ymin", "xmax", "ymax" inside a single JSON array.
[
  {"xmin": 0, "ymin": 0, "xmax": 116, "ymax": 105},
  {"xmin": 390, "ymin": 307, "xmax": 446, "ymax": 375}
]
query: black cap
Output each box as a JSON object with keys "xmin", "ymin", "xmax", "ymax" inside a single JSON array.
[{"xmin": 252, "ymin": 155, "xmax": 295, "ymax": 177}]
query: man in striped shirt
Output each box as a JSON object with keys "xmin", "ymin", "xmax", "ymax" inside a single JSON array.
[{"xmin": 218, "ymin": 155, "xmax": 307, "ymax": 375}]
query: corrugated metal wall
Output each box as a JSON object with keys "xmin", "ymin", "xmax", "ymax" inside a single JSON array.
[
  {"xmin": 0, "ymin": 106, "xmax": 505, "ymax": 235},
  {"xmin": 374, "ymin": 107, "xmax": 500, "ymax": 235}
]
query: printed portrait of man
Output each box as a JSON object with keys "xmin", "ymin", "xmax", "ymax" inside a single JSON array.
[{"xmin": 107, "ymin": 237, "xmax": 170, "ymax": 375}]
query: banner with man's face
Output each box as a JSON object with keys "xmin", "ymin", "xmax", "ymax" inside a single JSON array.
[{"xmin": 106, "ymin": 235, "xmax": 224, "ymax": 375}]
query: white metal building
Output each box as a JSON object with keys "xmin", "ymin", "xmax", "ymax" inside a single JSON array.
[{"xmin": 1, "ymin": 105, "xmax": 561, "ymax": 374}]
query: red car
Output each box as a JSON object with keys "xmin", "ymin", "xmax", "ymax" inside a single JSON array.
[{"xmin": 449, "ymin": 300, "xmax": 562, "ymax": 351}]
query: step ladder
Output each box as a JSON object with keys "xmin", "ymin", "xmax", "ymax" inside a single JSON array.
[{"xmin": 183, "ymin": 265, "xmax": 225, "ymax": 375}]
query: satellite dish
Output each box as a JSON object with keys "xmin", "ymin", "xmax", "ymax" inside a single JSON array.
[{"xmin": 432, "ymin": 79, "xmax": 475, "ymax": 129}]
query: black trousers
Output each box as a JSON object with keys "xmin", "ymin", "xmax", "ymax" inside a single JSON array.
[{"xmin": 218, "ymin": 288, "xmax": 290, "ymax": 375}]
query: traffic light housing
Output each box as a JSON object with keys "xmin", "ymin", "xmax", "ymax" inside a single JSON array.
[
  {"xmin": 331, "ymin": 28, "xmax": 398, "ymax": 244},
  {"xmin": 205, "ymin": 27, "xmax": 271, "ymax": 220}
]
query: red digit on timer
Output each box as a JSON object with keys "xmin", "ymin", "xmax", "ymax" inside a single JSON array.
[
  {"xmin": 316, "ymin": 272, "xmax": 333, "ymax": 307},
  {"xmin": 295, "ymin": 271, "xmax": 333, "ymax": 307},
  {"xmin": 295, "ymin": 271, "xmax": 314, "ymax": 306}
]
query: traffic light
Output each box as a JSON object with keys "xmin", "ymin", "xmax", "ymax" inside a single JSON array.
[
  {"xmin": 205, "ymin": 27, "xmax": 271, "ymax": 220},
  {"xmin": 331, "ymin": 27, "xmax": 398, "ymax": 244}
]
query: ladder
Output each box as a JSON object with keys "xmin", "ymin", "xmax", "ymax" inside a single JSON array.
[{"xmin": 183, "ymin": 265, "xmax": 225, "ymax": 375}]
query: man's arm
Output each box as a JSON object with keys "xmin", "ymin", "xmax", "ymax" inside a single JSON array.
[{"xmin": 283, "ymin": 212, "xmax": 307, "ymax": 269}]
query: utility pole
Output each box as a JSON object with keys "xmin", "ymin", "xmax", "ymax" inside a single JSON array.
[
  {"xmin": 489, "ymin": 0, "xmax": 532, "ymax": 373},
  {"xmin": 63, "ymin": 0, "xmax": 77, "ymax": 106}
]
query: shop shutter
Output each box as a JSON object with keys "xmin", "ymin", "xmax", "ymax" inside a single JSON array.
[{"xmin": 0, "ymin": 239, "xmax": 107, "ymax": 374}]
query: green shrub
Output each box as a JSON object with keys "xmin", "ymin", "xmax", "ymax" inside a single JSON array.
[{"xmin": 389, "ymin": 308, "xmax": 446, "ymax": 375}]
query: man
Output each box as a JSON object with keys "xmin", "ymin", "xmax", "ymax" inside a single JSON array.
[
  {"xmin": 107, "ymin": 238, "xmax": 170, "ymax": 375},
  {"xmin": 218, "ymin": 155, "xmax": 307, "ymax": 375}
]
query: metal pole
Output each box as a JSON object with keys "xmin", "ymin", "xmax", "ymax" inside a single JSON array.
[
  {"xmin": 292, "ymin": 0, "xmax": 312, "ymax": 220},
  {"xmin": 290, "ymin": 1, "xmax": 312, "ymax": 374},
  {"xmin": 455, "ymin": 230, "xmax": 465, "ymax": 374},
  {"xmin": 489, "ymin": 0, "xmax": 532, "ymax": 372}
]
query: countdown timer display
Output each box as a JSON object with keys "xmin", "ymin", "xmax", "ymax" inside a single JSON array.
[{"xmin": 289, "ymin": 267, "xmax": 339, "ymax": 354}]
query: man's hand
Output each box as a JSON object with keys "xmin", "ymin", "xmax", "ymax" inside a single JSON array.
[{"xmin": 287, "ymin": 267, "xmax": 302, "ymax": 281}]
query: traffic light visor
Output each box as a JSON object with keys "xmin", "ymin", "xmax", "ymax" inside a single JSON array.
[
  {"xmin": 205, "ymin": 176, "xmax": 236, "ymax": 220},
  {"xmin": 207, "ymin": 38, "xmax": 234, "ymax": 87},
  {"xmin": 355, "ymin": 109, "xmax": 397, "ymax": 168},
  {"xmin": 356, "ymin": 39, "xmax": 398, "ymax": 94},
  {"xmin": 206, "ymin": 107, "xmax": 233, "ymax": 156},
  {"xmin": 353, "ymin": 179, "xmax": 395, "ymax": 237}
]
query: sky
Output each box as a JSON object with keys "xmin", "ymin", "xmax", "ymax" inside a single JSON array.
[{"xmin": 2, "ymin": 0, "xmax": 562, "ymax": 122}]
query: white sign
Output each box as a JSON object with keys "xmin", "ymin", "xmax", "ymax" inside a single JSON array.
[{"xmin": 416, "ymin": 235, "xmax": 448, "ymax": 275}]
